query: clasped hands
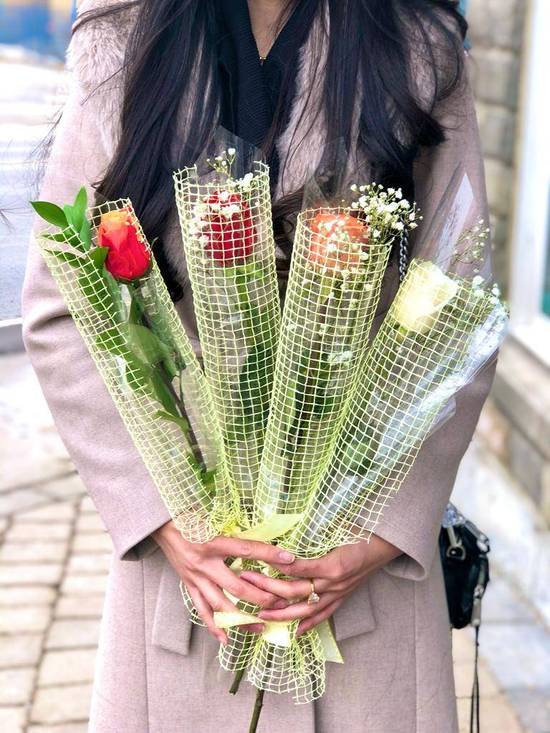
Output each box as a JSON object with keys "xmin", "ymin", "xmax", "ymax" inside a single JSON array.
[{"xmin": 153, "ymin": 520, "xmax": 401, "ymax": 644}]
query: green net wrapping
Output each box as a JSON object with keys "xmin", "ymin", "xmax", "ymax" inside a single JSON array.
[
  {"xmin": 212, "ymin": 258, "xmax": 507, "ymax": 704},
  {"xmin": 173, "ymin": 162, "xmax": 281, "ymax": 524},
  {"xmin": 253, "ymin": 207, "xmax": 392, "ymax": 523},
  {"xmin": 284, "ymin": 258, "xmax": 509, "ymax": 557},
  {"xmin": 36, "ymin": 199, "xmax": 235, "ymax": 542}
]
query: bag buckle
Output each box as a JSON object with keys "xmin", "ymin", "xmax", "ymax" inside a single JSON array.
[{"xmin": 445, "ymin": 525, "xmax": 466, "ymax": 560}]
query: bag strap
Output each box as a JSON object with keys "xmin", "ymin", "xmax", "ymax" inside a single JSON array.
[{"xmin": 469, "ymin": 625, "xmax": 480, "ymax": 733}]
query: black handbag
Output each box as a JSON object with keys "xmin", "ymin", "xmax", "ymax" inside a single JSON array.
[{"xmin": 439, "ymin": 504, "xmax": 490, "ymax": 733}]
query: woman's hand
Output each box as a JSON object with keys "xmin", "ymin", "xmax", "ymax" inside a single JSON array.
[
  {"xmin": 240, "ymin": 535, "xmax": 401, "ymax": 637},
  {"xmin": 153, "ymin": 520, "xmax": 296, "ymax": 644}
]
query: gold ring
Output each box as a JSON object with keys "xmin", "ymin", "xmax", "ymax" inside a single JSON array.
[{"xmin": 307, "ymin": 579, "xmax": 320, "ymax": 605}]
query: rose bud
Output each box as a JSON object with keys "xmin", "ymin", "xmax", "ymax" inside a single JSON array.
[
  {"xmin": 202, "ymin": 192, "xmax": 256, "ymax": 265},
  {"xmin": 308, "ymin": 212, "xmax": 369, "ymax": 271},
  {"xmin": 97, "ymin": 209, "xmax": 151, "ymax": 281}
]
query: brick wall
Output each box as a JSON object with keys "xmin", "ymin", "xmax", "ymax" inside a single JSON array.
[{"xmin": 467, "ymin": 0, "xmax": 527, "ymax": 289}]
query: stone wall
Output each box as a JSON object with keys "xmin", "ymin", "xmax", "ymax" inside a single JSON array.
[{"xmin": 467, "ymin": 0, "xmax": 527, "ymax": 289}]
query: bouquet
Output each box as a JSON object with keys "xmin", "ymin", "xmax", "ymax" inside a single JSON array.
[
  {"xmin": 31, "ymin": 190, "xmax": 239, "ymax": 541},
  {"xmin": 33, "ymin": 153, "xmax": 508, "ymax": 731}
]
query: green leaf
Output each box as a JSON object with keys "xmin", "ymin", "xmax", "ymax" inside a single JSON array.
[
  {"xmin": 78, "ymin": 267, "xmax": 112, "ymax": 314},
  {"xmin": 42, "ymin": 230, "xmax": 80, "ymax": 247},
  {"xmin": 126, "ymin": 323, "xmax": 173, "ymax": 367},
  {"xmin": 149, "ymin": 369, "xmax": 178, "ymax": 415},
  {"xmin": 63, "ymin": 204, "xmax": 76, "ymax": 230},
  {"xmin": 95, "ymin": 326, "xmax": 128, "ymax": 357},
  {"xmin": 155, "ymin": 410, "xmax": 191, "ymax": 433},
  {"xmin": 30, "ymin": 201, "xmax": 67, "ymax": 229},
  {"xmin": 43, "ymin": 249, "xmax": 83, "ymax": 268},
  {"xmin": 89, "ymin": 246, "xmax": 109, "ymax": 268},
  {"xmin": 79, "ymin": 216, "xmax": 92, "ymax": 251},
  {"xmin": 72, "ymin": 187, "xmax": 88, "ymax": 231}
]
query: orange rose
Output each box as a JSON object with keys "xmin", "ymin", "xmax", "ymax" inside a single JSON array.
[
  {"xmin": 307, "ymin": 212, "xmax": 369, "ymax": 271},
  {"xmin": 97, "ymin": 209, "xmax": 151, "ymax": 281}
]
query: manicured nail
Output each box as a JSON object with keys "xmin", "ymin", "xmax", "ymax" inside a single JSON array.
[
  {"xmin": 278, "ymin": 551, "xmax": 295, "ymax": 562},
  {"xmin": 248, "ymin": 624, "xmax": 265, "ymax": 634}
]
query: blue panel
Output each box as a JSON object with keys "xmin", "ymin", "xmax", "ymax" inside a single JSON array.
[{"xmin": 0, "ymin": 4, "xmax": 73, "ymax": 58}]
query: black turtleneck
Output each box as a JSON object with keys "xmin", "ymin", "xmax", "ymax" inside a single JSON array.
[{"xmin": 216, "ymin": 0, "xmax": 317, "ymax": 181}]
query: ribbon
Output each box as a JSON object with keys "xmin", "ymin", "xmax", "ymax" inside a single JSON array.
[{"xmin": 212, "ymin": 513, "xmax": 343, "ymax": 663}]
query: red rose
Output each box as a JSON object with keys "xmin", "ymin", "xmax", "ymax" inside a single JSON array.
[
  {"xmin": 308, "ymin": 212, "xmax": 369, "ymax": 271},
  {"xmin": 202, "ymin": 192, "xmax": 256, "ymax": 265},
  {"xmin": 97, "ymin": 209, "xmax": 151, "ymax": 281}
]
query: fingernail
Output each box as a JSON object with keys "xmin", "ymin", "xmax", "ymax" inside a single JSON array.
[
  {"xmin": 278, "ymin": 551, "xmax": 295, "ymax": 563},
  {"xmin": 248, "ymin": 624, "xmax": 265, "ymax": 634}
]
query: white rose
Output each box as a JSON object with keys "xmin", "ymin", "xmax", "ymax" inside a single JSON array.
[{"xmin": 392, "ymin": 260, "xmax": 459, "ymax": 334}]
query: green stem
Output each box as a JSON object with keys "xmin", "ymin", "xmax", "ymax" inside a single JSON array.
[
  {"xmin": 248, "ymin": 688, "xmax": 265, "ymax": 733},
  {"xmin": 229, "ymin": 667, "xmax": 246, "ymax": 695}
]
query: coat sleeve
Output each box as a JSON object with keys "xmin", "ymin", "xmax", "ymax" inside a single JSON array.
[
  {"xmin": 373, "ymin": 52, "xmax": 497, "ymax": 581},
  {"xmin": 21, "ymin": 10, "xmax": 171, "ymax": 561}
]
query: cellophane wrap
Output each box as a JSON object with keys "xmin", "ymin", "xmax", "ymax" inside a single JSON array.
[
  {"xmin": 174, "ymin": 162, "xmax": 281, "ymax": 523},
  {"xmin": 284, "ymin": 257, "xmax": 508, "ymax": 557},
  {"xmin": 254, "ymin": 207, "xmax": 391, "ymax": 524},
  {"xmin": 36, "ymin": 199, "xmax": 234, "ymax": 542}
]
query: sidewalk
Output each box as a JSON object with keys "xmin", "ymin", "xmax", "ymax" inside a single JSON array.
[{"xmin": 0, "ymin": 351, "xmax": 533, "ymax": 732}]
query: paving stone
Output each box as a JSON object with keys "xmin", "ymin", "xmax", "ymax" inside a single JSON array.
[
  {"xmin": 38, "ymin": 648, "xmax": 96, "ymax": 686},
  {"xmin": 0, "ymin": 586, "xmax": 55, "ymax": 606},
  {"xmin": 0, "ymin": 606, "xmax": 51, "ymax": 634},
  {"xmin": 0, "ymin": 489, "xmax": 47, "ymax": 517},
  {"xmin": 0, "ymin": 706, "xmax": 25, "ymax": 733},
  {"xmin": 55, "ymin": 595, "xmax": 104, "ymax": 620},
  {"xmin": 28, "ymin": 725, "xmax": 88, "ymax": 733},
  {"xmin": 72, "ymin": 532, "xmax": 112, "ymax": 553},
  {"xmin": 457, "ymin": 695, "xmax": 524, "ymax": 733},
  {"xmin": 41, "ymin": 475, "xmax": 86, "ymax": 501},
  {"xmin": 0, "ymin": 634, "xmax": 43, "ymax": 668},
  {"xmin": 0, "ymin": 541, "xmax": 67, "ymax": 563},
  {"xmin": 7, "ymin": 523, "xmax": 71, "ymax": 541},
  {"xmin": 30, "ymin": 683, "xmax": 92, "ymax": 725},
  {"xmin": 46, "ymin": 619, "xmax": 100, "ymax": 650},
  {"xmin": 481, "ymin": 623, "xmax": 550, "ymax": 689},
  {"xmin": 79, "ymin": 496, "xmax": 96, "ymax": 514},
  {"xmin": 454, "ymin": 659, "xmax": 500, "ymax": 699},
  {"xmin": 61, "ymin": 574, "xmax": 108, "ymax": 596},
  {"xmin": 507, "ymin": 687, "xmax": 550, "ymax": 733},
  {"xmin": 75, "ymin": 514, "xmax": 106, "ymax": 533},
  {"xmin": 0, "ymin": 433, "xmax": 72, "ymax": 495},
  {"xmin": 0, "ymin": 667, "xmax": 35, "ymax": 705},
  {"xmin": 0, "ymin": 563, "xmax": 63, "ymax": 586},
  {"xmin": 18, "ymin": 501, "xmax": 76, "ymax": 523},
  {"xmin": 67, "ymin": 553, "xmax": 111, "ymax": 575}
]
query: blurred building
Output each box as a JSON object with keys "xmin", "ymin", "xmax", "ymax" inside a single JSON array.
[
  {"xmin": 0, "ymin": 0, "xmax": 75, "ymax": 58},
  {"xmin": 468, "ymin": 0, "xmax": 550, "ymax": 523}
]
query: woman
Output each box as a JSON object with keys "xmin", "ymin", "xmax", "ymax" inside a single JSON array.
[{"xmin": 22, "ymin": 1, "xmax": 495, "ymax": 731}]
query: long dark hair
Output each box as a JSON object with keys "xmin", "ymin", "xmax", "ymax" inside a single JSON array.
[{"xmin": 76, "ymin": 0, "xmax": 467, "ymax": 297}]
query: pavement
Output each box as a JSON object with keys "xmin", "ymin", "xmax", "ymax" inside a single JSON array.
[{"xmin": 0, "ymin": 350, "xmax": 544, "ymax": 733}]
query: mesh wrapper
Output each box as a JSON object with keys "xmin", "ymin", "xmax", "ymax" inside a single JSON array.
[
  {"xmin": 36, "ymin": 199, "xmax": 235, "ymax": 542},
  {"xmin": 254, "ymin": 208, "xmax": 392, "ymax": 523},
  {"xmin": 174, "ymin": 163, "xmax": 281, "ymax": 523},
  {"xmin": 284, "ymin": 258, "xmax": 508, "ymax": 557}
]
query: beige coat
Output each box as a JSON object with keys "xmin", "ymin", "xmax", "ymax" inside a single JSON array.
[{"xmin": 22, "ymin": 2, "xmax": 495, "ymax": 731}]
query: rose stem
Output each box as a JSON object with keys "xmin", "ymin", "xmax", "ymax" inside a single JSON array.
[
  {"xmin": 248, "ymin": 688, "xmax": 265, "ymax": 733},
  {"xmin": 229, "ymin": 668, "xmax": 245, "ymax": 695}
]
